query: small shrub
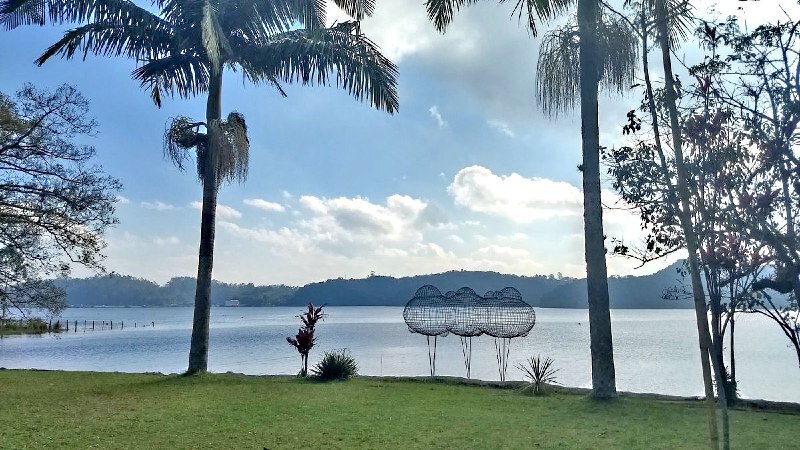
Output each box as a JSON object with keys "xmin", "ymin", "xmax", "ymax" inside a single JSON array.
[
  {"xmin": 286, "ymin": 303, "xmax": 325, "ymax": 377},
  {"xmin": 311, "ymin": 349, "xmax": 358, "ymax": 381},
  {"xmin": 517, "ymin": 355, "xmax": 560, "ymax": 395}
]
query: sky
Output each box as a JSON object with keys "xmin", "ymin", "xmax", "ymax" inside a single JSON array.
[{"xmin": 1, "ymin": 0, "xmax": 797, "ymax": 286}]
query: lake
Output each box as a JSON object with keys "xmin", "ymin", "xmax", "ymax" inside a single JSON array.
[{"xmin": 1, "ymin": 307, "xmax": 797, "ymax": 403}]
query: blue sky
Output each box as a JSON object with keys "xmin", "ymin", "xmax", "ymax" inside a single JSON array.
[{"xmin": 1, "ymin": 1, "xmax": 791, "ymax": 285}]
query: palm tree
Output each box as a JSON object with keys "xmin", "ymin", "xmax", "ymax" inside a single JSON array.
[
  {"xmin": 1, "ymin": 0, "xmax": 398, "ymax": 374},
  {"xmin": 426, "ymin": 0, "xmax": 636, "ymax": 398}
]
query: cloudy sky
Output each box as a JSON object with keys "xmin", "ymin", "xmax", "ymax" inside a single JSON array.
[{"xmin": 1, "ymin": 0, "xmax": 795, "ymax": 286}]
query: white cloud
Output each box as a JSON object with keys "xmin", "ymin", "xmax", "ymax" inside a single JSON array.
[
  {"xmin": 243, "ymin": 198, "xmax": 286, "ymax": 213},
  {"xmin": 428, "ymin": 105, "xmax": 447, "ymax": 127},
  {"xmin": 154, "ymin": 236, "xmax": 180, "ymax": 246},
  {"xmin": 116, "ymin": 195, "xmax": 130, "ymax": 205},
  {"xmin": 281, "ymin": 190, "xmax": 293, "ymax": 200},
  {"xmin": 448, "ymin": 234, "xmax": 465, "ymax": 244},
  {"xmin": 220, "ymin": 194, "xmax": 447, "ymax": 261},
  {"xmin": 141, "ymin": 200, "xmax": 176, "ymax": 211},
  {"xmin": 448, "ymin": 165, "xmax": 583, "ymax": 222},
  {"xmin": 296, "ymin": 194, "xmax": 428, "ymax": 247},
  {"xmin": 487, "ymin": 120, "xmax": 515, "ymax": 137},
  {"xmin": 190, "ymin": 201, "xmax": 242, "ymax": 220}
]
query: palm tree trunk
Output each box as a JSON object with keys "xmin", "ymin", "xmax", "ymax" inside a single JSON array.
[
  {"xmin": 187, "ymin": 68, "xmax": 223, "ymax": 374},
  {"xmin": 578, "ymin": 0, "xmax": 616, "ymax": 399},
  {"xmin": 654, "ymin": 0, "xmax": 721, "ymax": 447}
]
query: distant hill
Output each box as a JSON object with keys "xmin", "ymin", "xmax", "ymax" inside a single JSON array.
[
  {"xmin": 57, "ymin": 261, "xmax": 706, "ymax": 308},
  {"xmin": 539, "ymin": 261, "xmax": 693, "ymax": 308},
  {"xmin": 288, "ymin": 271, "xmax": 565, "ymax": 307},
  {"xmin": 57, "ymin": 275, "xmax": 296, "ymax": 307},
  {"xmin": 288, "ymin": 262, "xmax": 693, "ymax": 308}
]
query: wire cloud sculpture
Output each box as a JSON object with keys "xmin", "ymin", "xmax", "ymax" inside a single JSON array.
[{"xmin": 403, "ymin": 285, "xmax": 536, "ymax": 380}]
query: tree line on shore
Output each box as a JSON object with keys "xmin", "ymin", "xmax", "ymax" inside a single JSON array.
[{"xmin": 58, "ymin": 261, "xmax": 778, "ymax": 309}]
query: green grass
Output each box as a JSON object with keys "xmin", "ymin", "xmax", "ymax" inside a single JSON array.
[{"xmin": 0, "ymin": 371, "xmax": 796, "ymax": 449}]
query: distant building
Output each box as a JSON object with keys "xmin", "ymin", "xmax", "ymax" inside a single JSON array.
[{"xmin": 225, "ymin": 299, "xmax": 240, "ymax": 307}]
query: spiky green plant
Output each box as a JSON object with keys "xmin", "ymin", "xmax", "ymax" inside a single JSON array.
[{"xmin": 517, "ymin": 355, "xmax": 560, "ymax": 395}]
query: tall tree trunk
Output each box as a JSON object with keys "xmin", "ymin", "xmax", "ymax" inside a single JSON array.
[
  {"xmin": 578, "ymin": 0, "xmax": 616, "ymax": 399},
  {"xmin": 654, "ymin": 0, "xmax": 722, "ymax": 447},
  {"xmin": 187, "ymin": 68, "xmax": 223, "ymax": 374},
  {"xmin": 728, "ymin": 310, "xmax": 737, "ymax": 399}
]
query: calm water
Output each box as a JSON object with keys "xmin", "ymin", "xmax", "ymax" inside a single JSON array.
[{"xmin": 1, "ymin": 307, "xmax": 797, "ymax": 402}]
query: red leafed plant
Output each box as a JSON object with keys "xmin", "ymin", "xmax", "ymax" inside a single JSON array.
[{"xmin": 286, "ymin": 303, "xmax": 325, "ymax": 376}]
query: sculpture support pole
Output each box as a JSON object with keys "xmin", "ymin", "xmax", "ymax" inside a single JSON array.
[
  {"xmin": 427, "ymin": 336, "xmax": 436, "ymax": 377},
  {"xmin": 495, "ymin": 337, "xmax": 512, "ymax": 382},
  {"xmin": 460, "ymin": 336, "xmax": 473, "ymax": 379}
]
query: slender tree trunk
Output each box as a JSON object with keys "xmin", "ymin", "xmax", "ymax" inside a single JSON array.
[
  {"xmin": 578, "ymin": 0, "xmax": 616, "ymax": 399},
  {"xmin": 729, "ymin": 312, "xmax": 736, "ymax": 396},
  {"xmin": 641, "ymin": 6, "xmax": 677, "ymax": 210},
  {"xmin": 654, "ymin": 0, "xmax": 720, "ymax": 447},
  {"xmin": 187, "ymin": 68, "xmax": 223, "ymax": 374}
]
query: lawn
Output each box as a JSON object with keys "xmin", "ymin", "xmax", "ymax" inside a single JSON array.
[{"xmin": 0, "ymin": 370, "xmax": 796, "ymax": 449}]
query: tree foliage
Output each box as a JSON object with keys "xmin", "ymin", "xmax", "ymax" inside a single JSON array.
[{"xmin": 0, "ymin": 84, "xmax": 120, "ymax": 317}]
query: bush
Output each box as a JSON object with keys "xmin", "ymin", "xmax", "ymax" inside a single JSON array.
[
  {"xmin": 311, "ymin": 349, "xmax": 358, "ymax": 381},
  {"xmin": 517, "ymin": 355, "xmax": 560, "ymax": 395}
]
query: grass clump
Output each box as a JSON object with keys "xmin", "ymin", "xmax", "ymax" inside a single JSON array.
[{"xmin": 311, "ymin": 349, "xmax": 358, "ymax": 381}]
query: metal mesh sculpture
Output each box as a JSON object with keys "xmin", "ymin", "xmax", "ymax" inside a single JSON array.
[{"xmin": 403, "ymin": 285, "xmax": 536, "ymax": 380}]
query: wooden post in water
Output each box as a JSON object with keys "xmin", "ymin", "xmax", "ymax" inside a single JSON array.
[
  {"xmin": 121, "ymin": 321, "xmax": 123, "ymax": 330},
  {"xmin": 92, "ymin": 320, "xmax": 95, "ymax": 330},
  {"xmin": 74, "ymin": 320, "xmax": 77, "ymax": 332},
  {"xmin": 111, "ymin": 321, "xmax": 113, "ymax": 330}
]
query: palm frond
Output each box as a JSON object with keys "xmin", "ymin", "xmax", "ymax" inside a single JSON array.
[
  {"xmin": 536, "ymin": 13, "xmax": 637, "ymax": 117},
  {"xmin": 0, "ymin": 0, "xmax": 45, "ymax": 27},
  {"xmin": 201, "ymin": 0, "xmax": 231, "ymax": 71},
  {"xmin": 664, "ymin": 0, "xmax": 693, "ymax": 48},
  {"xmin": 509, "ymin": 0, "xmax": 574, "ymax": 36},
  {"xmin": 1, "ymin": 0, "xmax": 166, "ymax": 30},
  {"xmin": 290, "ymin": 0, "xmax": 326, "ymax": 29},
  {"xmin": 425, "ymin": 0, "xmax": 476, "ymax": 33},
  {"xmin": 332, "ymin": 0, "xmax": 374, "ymax": 20},
  {"xmin": 133, "ymin": 54, "xmax": 210, "ymax": 107},
  {"xmin": 34, "ymin": 20, "xmax": 173, "ymax": 65},
  {"xmin": 170, "ymin": 0, "xmax": 295, "ymax": 38},
  {"xmin": 627, "ymin": 0, "xmax": 693, "ymax": 48},
  {"xmin": 425, "ymin": 0, "xmax": 573, "ymax": 36},
  {"xmin": 597, "ymin": 13, "xmax": 638, "ymax": 95},
  {"xmin": 535, "ymin": 24, "xmax": 580, "ymax": 116},
  {"xmin": 232, "ymin": 21, "xmax": 398, "ymax": 113}
]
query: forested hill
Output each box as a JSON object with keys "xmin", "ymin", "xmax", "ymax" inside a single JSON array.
[
  {"xmin": 58, "ymin": 262, "xmax": 694, "ymax": 308},
  {"xmin": 539, "ymin": 262, "xmax": 693, "ymax": 308},
  {"xmin": 57, "ymin": 275, "xmax": 296, "ymax": 307},
  {"xmin": 288, "ymin": 261, "xmax": 693, "ymax": 308},
  {"xmin": 288, "ymin": 271, "xmax": 563, "ymax": 307}
]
